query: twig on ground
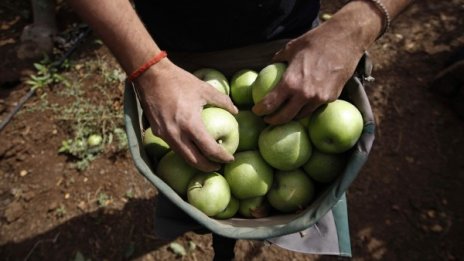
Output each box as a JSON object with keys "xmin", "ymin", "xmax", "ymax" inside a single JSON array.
[{"xmin": 23, "ymin": 232, "xmax": 61, "ymax": 261}]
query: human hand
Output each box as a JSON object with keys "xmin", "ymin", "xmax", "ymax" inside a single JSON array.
[
  {"xmin": 134, "ymin": 59, "xmax": 238, "ymax": 172},
  {"xmin": 252, "ymin": 17, "xmax": 366, "ymax": 125}
]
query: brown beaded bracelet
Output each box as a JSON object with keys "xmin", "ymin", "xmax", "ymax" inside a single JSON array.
[{"xmin": 361, "ymin": 0, "xmax": 391, "ymax": 39}]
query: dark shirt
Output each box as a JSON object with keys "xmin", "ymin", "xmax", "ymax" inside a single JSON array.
[{"xmin": 134, "ymin": 0, "xmax": 320, "ymax": 52}]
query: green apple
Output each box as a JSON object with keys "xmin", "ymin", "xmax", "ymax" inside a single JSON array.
[
  {"xmin": 156, "ymin": 151, "xmax": 198, "ymax": 196},
  {"xmin": 230, "ymin": 69, "xmax": 258, "ymax": 107},
  {"xmin": 87, "ymin": 134, "xmax": 102, "ymax": 147},
  {"xmin": 251, "ymin": 63, "xmax": 287, "ymax": 104},
  {"xmin": 309, "ymin": 99, "xmax": 363, "ymax": 153},
  {"xmin": 202, "ymin": 107, "xmax": 240, "ymax": 156},
  {"xmin": 193, "ymin": 68, "xmax": 230, "ymax": 95},
  {"xmin": 298, "ymin": 116, "xmax": 310, "ymax": 129},
  {"xmin": 239, "ymin": 196, "xmax": 270, "ymax": 218},
  {"xmin": 187, "ymin": 172, "xmax": 231, "ymax": 217},
  {"xmin": 214, "ymin": 196, "xmax": 239, "ymax": 219},
  {"xmin": 267, "ymin": 169, "xmax": 315, "ymax": 213},
  {"xmin": 258, "ymin": 121, "xmax": 312, "ymax": 171},
  {"xmin": 303, "ymin": 149, "xmax": 346, "ymax": 183},
  {"xmin": 235, "ymin": 110, "xmax": 266, "ymax": 151},
  {"xmin": 224, "ymin": 151, "xmax": 274, "ymax": 199},
  {"xmin": 143, "ymin": 127, "xmax": 170, "ymax": 160}
]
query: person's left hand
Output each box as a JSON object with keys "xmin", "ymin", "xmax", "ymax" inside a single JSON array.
[{"xmin": 252, "ymin": 19, "xmax": 366, "ymax": 125}]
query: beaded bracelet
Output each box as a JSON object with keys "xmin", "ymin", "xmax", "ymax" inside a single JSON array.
[{"xmin": 362, "ymin": 0, "xmax": 391, "ymax": 39}]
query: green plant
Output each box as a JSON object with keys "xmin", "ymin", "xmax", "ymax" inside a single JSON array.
[
  {"xmin": 25, "ymin": 60, "xmax": 70, "ymax": 90},
  {"xmin": 124, "ymin": 189, "xmax": 134, "ymax": 199},
  {"xmin": 55, "ymin": 82, "xmax": 126, "ymax": 171},
  {"xmin": 97, "ymin": 192, "xmax": 111, "ymax": 207},
  {"xmin": 24, "ymin": 53, "xmax": 127, "ymax": 171},
  {"xmin": 167, "ymin": 240, "xmax": 197, "ymax": 257},
  {"xmin": 55, "ymin": 205, "xmax": 67, "ymax": 218}
]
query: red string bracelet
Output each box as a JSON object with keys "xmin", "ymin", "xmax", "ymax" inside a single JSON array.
[{"xmin": 127, "ymin": 50, "xmax": 168, "ymax": 81}]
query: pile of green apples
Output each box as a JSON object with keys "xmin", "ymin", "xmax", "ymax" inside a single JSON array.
[{"xmin": 143, "ymin": 63, "xmax": 364, "ymax": 219}]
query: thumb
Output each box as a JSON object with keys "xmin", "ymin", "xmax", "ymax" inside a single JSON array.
[
  {"xmin": 272, "ymin": 49, "xmax": 287, "ymax": 63},
  {"xmin": 272, "ymin": 42, "xmax": 293, "ymax": 62}
]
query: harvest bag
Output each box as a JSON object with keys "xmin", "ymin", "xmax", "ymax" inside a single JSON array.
[{"xmin": 123, "ymin": 40, "xmax": 375, "ymax": 255}]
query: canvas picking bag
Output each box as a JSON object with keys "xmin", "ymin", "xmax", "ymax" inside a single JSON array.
[{"xmin": 123, "ymin": 40, "xmax": 375, "ymax": 255}]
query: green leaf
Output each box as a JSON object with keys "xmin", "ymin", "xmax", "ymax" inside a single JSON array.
[
  {"xmin": 33, "ymin": 63, "xmax": 46, "ymax": 71},
  {"xmin": 188, "ymin": 240, "xmax": 196, "ymax": 251},
  {"xmin": 168, "ymin": 242, "xmax": 187, "ymax": 256}
]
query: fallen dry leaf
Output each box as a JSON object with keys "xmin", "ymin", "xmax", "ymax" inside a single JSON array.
[{"xmin": 0, "ymin": 38, "xmax": 16, "ymax": 47}]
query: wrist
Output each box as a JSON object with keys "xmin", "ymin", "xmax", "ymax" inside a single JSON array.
[
  {"xmin": 127, "ymin": 50, "xmax": 168, "ymax": 81},
  {"xmin": 328, "ymin": 0, "xmax": 385, "ymax": 51},
  {"xmin": 133, "ymin": 57, "xmax": 173, "ymax": 92}
]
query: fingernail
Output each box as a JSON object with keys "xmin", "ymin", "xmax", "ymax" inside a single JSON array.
[
  {"xmin": 252, "ymin": 106, "xmax": 263, "ymax": 116},
  {"xmin": 229, "ymin": 155, "xmax": 235, "ymax": 162}
]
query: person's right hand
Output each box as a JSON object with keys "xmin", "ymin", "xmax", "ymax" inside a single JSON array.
[{"xmin": 134, "ymin": 58, "xmax": 238, "ymax": 172}]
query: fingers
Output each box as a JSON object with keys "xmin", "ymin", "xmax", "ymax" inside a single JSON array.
[
  {"xmin": 252, "ymin": 86, "xmax": 288, "ymax": 117},
  {"xmin": 190, "ymin": 126, "xmax": 235, "ymax": 163},
  {"xmin": 204, "ymin": 86, "xmax": 238, "ymax": 114},
  {"xmin": 177, "ymin": 126, "xmax": 234, "ymax": 172},
  {"xmin": 159, "ymin": 112, "xmax": 235, "ymax": 172},
  {"xmin": 272, "ymin": 39, "xmax": 293, "ymax": 62},
  {"xmin": 169, "ymin": 132, "xmax": 222, "ymax": 172},
  {"xmin": 262, "ymin": 96, "xmax": 306, "ymax": 125},
  {"xmin": 251, "ymin": 80, "xmax": 328, "ymax": 125},
  {"xmin": 295, "ymin": 103, "xmax": 320, "ymax": 120}
]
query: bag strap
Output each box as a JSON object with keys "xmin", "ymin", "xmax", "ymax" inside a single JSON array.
[{"xmin": 355, "ymin": 52, "xmax": 375, "ymax": 84}]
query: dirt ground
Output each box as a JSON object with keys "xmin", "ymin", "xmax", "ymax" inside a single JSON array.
[{"xmin": 1, "ymin": 1, "xmax": 464, "ymax": 261}]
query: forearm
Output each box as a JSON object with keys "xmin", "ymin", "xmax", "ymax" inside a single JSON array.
[
  {"xmin": 67, "ymin": 0, "xmax": 160, "ymax": 74},
  {"xmin": 325, "ymin": 0, "xmax": 414, "ymax": 52}
]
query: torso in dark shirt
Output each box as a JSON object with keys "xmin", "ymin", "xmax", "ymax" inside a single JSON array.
[{"xmin": 134, "ymin": 0, "xmax": 320, "ymax": 52}]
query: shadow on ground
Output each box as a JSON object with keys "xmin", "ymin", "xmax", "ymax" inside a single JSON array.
[{"xmin": 0, "ymin": 197, "xmax": 168, "ymax": 261}]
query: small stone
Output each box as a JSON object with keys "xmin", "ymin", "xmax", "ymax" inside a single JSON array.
[
  {"xmin": 4, "ymin": 201, "xmax": 24, "ymax": 223},
  {"xmin": 10, "ymin": 188, "xmax": 22, "ymax": 199},
  {"xmin": 426, "ymin": 210, "xmax": 436, "ymax": 219},
  {"xmin": 77, "ymin": 201, "xmax": 87, "ymax": 211},
  {"xmin": 405, "ymin": 156, "xmax": 415, "ymax": 163},
  {"xmin": 75, "ymin": 64, "xmax": 84, "ymax": 70},
  {"xmin": 64, "ymin": 193, "xmax": 70, "ymax": 199},
  {"xmin": 405, "ymin": 41, "xmax": 417, "ymax": 52},
  {"xmin": 23, "ymin": 191, "xmax": 36, "ymax": 201},
  {"xmin": 48, "ymin": 201, "xmax": 59, "ymax": 211},
  {"xmin": 430, "ymin": 224, "xmax": 444, "ymax": 233},
  {"xmin": 19, "ymin": 170, "xmax": 28, "ymax": 177}
]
